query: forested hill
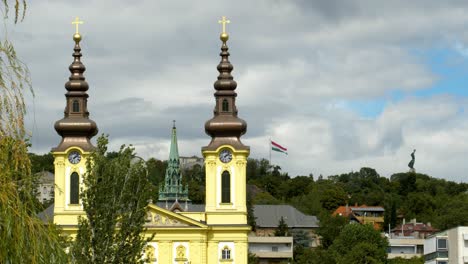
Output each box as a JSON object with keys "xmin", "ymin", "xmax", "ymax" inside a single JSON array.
[
  {"xmin": 31, "ymin": 153, "xmax": 468, "ymax": 230},
  {"xmin": 246, "ymin": 159, "xmax": 468, "ymax": 231}
]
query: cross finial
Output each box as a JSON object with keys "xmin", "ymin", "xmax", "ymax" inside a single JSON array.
[
  {"xmin": 72, "ymin": 17, "xmax": 84, "ymax": 34},
  {"xmin": 218, "ymin": 16, "xmax": 230, "ymax": 34},
  {"xmin": 173, "ymin": 120, "xmax": 176, "ymax": 128}
]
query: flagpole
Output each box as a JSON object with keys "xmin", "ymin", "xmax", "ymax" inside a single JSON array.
[{"xmin": 269, "ymin": 137, "xmax": 272, "ymax": 168}]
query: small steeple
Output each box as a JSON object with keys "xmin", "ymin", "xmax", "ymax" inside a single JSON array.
[
  {"xmin": 203, "ymin": 16, "xmax": 248, "ymax": 151},
  {"xmin": 53, "ymin": 17, "xmax": 98, "ymax": 152},
  {"xmin": 158, "ymin": 121, "xmax": 189, "ymax": 203},
  {"xmin": 169, "ymin": 120, "xmax": 179, "ymax": 162}
]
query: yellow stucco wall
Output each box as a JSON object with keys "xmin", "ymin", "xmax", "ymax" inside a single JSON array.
[{"xmin": 53, "ymin": 144, "xmax": 251, "ymax": 263}]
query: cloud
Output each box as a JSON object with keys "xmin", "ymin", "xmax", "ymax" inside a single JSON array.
[
  {"xmin": 9, "ymin": 0, "xmax": 468, "ymax": 182},
  {"xmin": 264, "ymin": 95, "xmax": 468, "ymax": 182}
]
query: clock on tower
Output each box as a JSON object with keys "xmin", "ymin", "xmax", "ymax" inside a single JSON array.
[{"xmin": 51, "ymin": 19, "xmax": 98, "ymax": 225}]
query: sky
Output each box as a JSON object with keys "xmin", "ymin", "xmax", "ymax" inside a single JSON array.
[{"xmin": 5, "ymin": 0, "xmax": 468, "ymax": 182}]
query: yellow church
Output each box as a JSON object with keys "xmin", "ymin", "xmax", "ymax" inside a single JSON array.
[{"xmin": 50, "ymin": 17, "xmax": 251, "ymax": 263}]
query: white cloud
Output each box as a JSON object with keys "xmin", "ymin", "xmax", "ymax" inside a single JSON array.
[{"xmin": 8, "ymin": 0, "xmax": 467, "ymax": 182}]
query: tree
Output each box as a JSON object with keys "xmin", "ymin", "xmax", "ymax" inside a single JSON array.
[
  {"xmin": 29, "ymin": 152, "xmax": 54, "ymax": 173},
  {"xmin": 315, "ymin": 214, "xmax": 348, "ymax": 249},
  {"xmin": 274, "ymin": 216, "xmax": 289, "ymax": 236},
  {"xmin": 328, "ymin": 224, "xmax": 388, "ymax": 264},
  {"xmin": 247, "ymin": 191, "xmax": 257, "ymax": 231},
  {"xmin": 248, "ymin": 252, "xmax": 259, "ymax": 264},
  {"xmin": 294, "ymin": 248, "xmax": 334, "ymax": 264},
  {"xmin": 0, "ymin": 1, "xmax": 69, "ymax": 262},
  {"xmin": 71, "ymin": 135, "xmax": 154, "ymax": 263}
]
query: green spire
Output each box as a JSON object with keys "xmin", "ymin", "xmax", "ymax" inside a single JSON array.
[
  {"xmin": 158, "ymin": 121, "xmax": 189, "ymax": 203},
  {"xmin": 169, "ymin": 120, "xmax": 179, "ymax": 163}
]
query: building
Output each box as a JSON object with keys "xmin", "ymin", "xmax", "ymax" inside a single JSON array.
[
  {"xmin": 35, "ymin": 171, "xmax": 54, "ymax": 203},
  {"xmin": 180, "ymin": 155, "xmax": 204, "ymax": 170},
  {"xmin": 253, "ymin": 205, "xmax": 320, "ymax": 247},
  {"xmin": 391, "ymin": 219, "xmax": 438, "ymax": 239},
  {"xmin": 424, "ymin": 226, "xmax": 468, "ymax": 264},
  {"xmin": 388, "ymin": 236, "xmax": 424, "ymax": 259},
  {"xmin": 49, "ymin": 19, "xmax": 252, "ymax": 263},
  {"xmin": 333, "ymin": 204, "xmax": 385, "ymax": 230},
  {"xmin": 386, "ymin": 219, "xmax": 438, "ymax": 259},
  {"xmin": 248, "ymin": 236, "xmax": 293, "ymax": 264},
  {"xmin": 158, "ymin": 122, "xmax": 189, "ymax": 205}
]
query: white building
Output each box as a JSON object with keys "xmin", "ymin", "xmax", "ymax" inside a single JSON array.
[
  {"xmin": 388, "ymin": 236, "xmax": 424, "ymax": 259},
  {"xmin": 424, "ymin": 226, "xmax": 468, "ymax": 264},
  {"xmin": 35, "ymin": 171, "xmax": 54, "ymax": 203},
  {"xmin": 179, "ymin": 156, "xmax": 204, "ymax": 170},
  {"xmin": 248, "ymin": 236, "xmax": 293, "ymax": 263}
]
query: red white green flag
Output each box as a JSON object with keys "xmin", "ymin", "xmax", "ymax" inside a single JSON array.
[{"xmin": 271, "ymin": 140, "xmax": 287, "ymax": 155}]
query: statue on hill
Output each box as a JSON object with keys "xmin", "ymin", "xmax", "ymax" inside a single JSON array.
[{"xmin": 408, "ymin": 149, "xmax": 416, "ymax": 172}]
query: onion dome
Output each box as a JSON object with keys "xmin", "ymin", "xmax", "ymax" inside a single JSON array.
[
  {"xmin": 203, "ymin": 18, "xmax": 249, "ymax": 151},
  {"xmin": 52, "ymin": 28, "xmax": 98, "ymax": 152}
]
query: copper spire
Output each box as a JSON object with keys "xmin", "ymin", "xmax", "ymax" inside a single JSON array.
[
  {"xmin": 53, "ymin": 21, "xmax": 98, "ymax": 152},
  {"xmin": 203, "ymin": 17, "xmax": 248, "ymax": 151}
]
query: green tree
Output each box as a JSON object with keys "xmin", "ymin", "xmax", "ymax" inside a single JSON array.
[
  {"xmin": 29, "ymin": 152, "xmax": 54, "ymax": 173},
  {"xmin": 315, "ymin": 214, "xmax": 348, "ymax": 249},
  {"xmin": 183, "ymin": 164, "xmax": 205, "ymax": 203},
  {"xmin": 71, "ymin": 135, "xmax": 153, "ymax": 263},
  {"xmin": 248, "ymin": 251, "xmax": 259, "ymax": 264},
  {"xmin": 294, "ymin": 248, "xmax": 334, "ymax": 264},
  {"xmin": 274, "ymin": 216, "xmax": 289, "ymax": 236},
  {"xmin": 328, "ymin": 224, "xmax": 388, "ymax": 264},
  {"xmin": 247, "ymin": 191, "xmax": 257, "ymax": 231},
  {"xmin": 0, "ymin": 1, "xmax": 69, "ymax": 262}
]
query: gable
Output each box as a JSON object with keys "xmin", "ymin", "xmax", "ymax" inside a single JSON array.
[{"xmin": 145, "ymin": 204, "xmax": 207, "ymax": 228}]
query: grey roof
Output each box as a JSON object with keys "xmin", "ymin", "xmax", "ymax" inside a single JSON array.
[
  {"xmin": 36, "ymin": 171, "xmax": 54, "ymax": 184},
  {"xmin": 253, "ymin": 205, "xmax": 319, "ymax": 228},
  {"xmin": 351, "ymin": 207, "xmax": 384, "ymax": 212},
  {"xmin": 37, "ymin": 203, "xmax": 54, "ymax": 222}
]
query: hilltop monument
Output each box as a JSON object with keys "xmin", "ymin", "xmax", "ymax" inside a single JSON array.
[{"xmin": 408, "ymin": 149, "xmax": 416, "ymax": 173}]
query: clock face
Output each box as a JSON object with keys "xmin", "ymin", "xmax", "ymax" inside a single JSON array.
[
  {"xmin": 219, "ymin": 149, "xmax": 233, "ymax": 163},
  {"xmin": 68, "ymin": 151, "xmax": 81, "ymax": 164}
]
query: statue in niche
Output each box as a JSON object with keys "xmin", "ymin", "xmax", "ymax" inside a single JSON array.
[
  {"xmin": 175, "ymin": 245, "xmax": 187, "ymax": 263},
  {"xmin": 408, "ymin": 149, "xmax": 416, "ymax": 172}
]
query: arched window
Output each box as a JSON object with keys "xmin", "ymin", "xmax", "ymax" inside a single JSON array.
[
  {"xmin": 72, "ymin": 100, "xmax": 80, "ymax": 112},
  {"xmin": 221, "ymin": 171, "xmax": 230, "ymax": 203},
  {"xmin": 221, "ymin": 246, "xmax": 231, "ymax": 260},
  {"xmin": 70, "ymin": 172, "xmax": 79, "ymax": 204},
  {"xmin": 222, "ymin": 99, "xmax": 229, "ymax": 112}
]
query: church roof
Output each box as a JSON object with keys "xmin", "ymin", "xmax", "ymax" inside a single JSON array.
[{"xmin": 37, "ymin": 203, "xmax": 54, "ymax": 222}]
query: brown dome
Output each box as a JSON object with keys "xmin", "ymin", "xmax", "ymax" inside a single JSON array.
[{"xmin": 53, "ymin": 35, "xmax": 98, "ymax": 152}]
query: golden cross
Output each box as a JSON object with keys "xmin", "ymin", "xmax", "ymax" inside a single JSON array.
[
  {"xmin": 218, "ymin": 16, "xmax": 230, "ymax": 33},
  {"xmin": 72, "ymin": 17, "xmax": 84, "ymax": 34}
]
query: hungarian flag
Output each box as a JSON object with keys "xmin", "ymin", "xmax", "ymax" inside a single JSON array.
[{"xmin": 271, "ymin": 140, "xmax": 287, "ymax": 155}]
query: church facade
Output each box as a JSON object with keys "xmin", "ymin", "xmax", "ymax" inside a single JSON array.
[{"xmin": 51, "ymin": 19, "xmax": 250, "ymax": 263}]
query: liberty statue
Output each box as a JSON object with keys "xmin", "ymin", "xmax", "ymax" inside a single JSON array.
[{"xmin": 408, "ymin": 149, "xmax": 416, "ymax": 172}]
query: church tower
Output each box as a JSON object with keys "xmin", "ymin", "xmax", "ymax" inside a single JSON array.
[
  {"xmin": 203, "ymin": 17, "xmax": 250, "ymax": 225},
  {"xmin": 158, "ymin": 121, "xmax": 189, "ymax": 209},
  {"xmin": 52, "ymin": 20, "xmax": 98, "ymax": 225}
]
